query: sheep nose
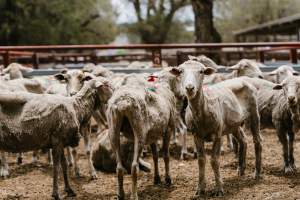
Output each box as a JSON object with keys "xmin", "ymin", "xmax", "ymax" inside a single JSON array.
[
  {"xmin": 185, "ymin": 84, "xmax": 195, "ymax": 93},
  {"xmin": 70, "ymin": 91, "xmax": 77, "ymax": 96},
  {"xmin": 258, "ymin": 75, "xmax": 264, "ymax": 79},
  {"xmin": 288, "ymin": 96, "xmax": 296, "ymax": 104}
]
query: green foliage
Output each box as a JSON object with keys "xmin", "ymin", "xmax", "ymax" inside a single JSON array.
[
  {"xmin": 0, "ymin": 0, "xmax": 117, "ymax": 45},
  {"xmin": 215, "ymin": 0, "xmax": 300, "ymax": 42}
]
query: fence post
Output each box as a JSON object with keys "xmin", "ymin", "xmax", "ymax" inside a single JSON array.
[
  {"xmin": 152, "ymin": 49, "xmax": 162, "ymax": 68},
  {"xmin": 258, "ymin": 51, "xmax": 265, "ymax": 63},
  {"xmin": 3, "ymin": 51, "xmax": 10, "ymax": 67},
  {"xmin": 176, "ymin": 51, "xmax": 183, "ymax": 66},
  {"xmin": 32, "ymin": 52, "xmax": 39, "ymax": 69},
  {"xmin": 290, "ymin": 49, "xmax": 298, "ymax": 64}
]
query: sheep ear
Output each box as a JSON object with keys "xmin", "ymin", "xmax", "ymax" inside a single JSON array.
[
  {"xmin": 20, "ymin": 66, "xmax": 33, "ymax": 73},
  {"xmin": 94, "ymin": 81, "xmax": 103, "ymax": 88},
  {"xmin": 83, "ymin": 74, "xmax": 94, "ymax": 81},
  {"xmin": 293, "ymin": 71, "xmax": 299, "ymax": 76},
  {"xmin": 228, "ymin": 64, "xmax": 241, "ymax": 70},
  {"xmin": 268, "ymin": 71, "xmax": 277, "ymax": 76},
  {"xmin": 54, "ymin": 73, "xmax": 66, "ymax": 81},
  {"xmin": 188, "ymin": 55, "xmax": 198, "ymax": 61},
  {"xmin": 273, "ymin": 84, "xmax": 283, "ymax": 90},
  {"xmin": 169, "ymin": 67, "xmax": 182, "ymax": 76},
  {"xmin": 59, "ymin": 68, "xmax": 68, "ymax": 74},
  {"xmin": 204, "ymin": 67, "xmax": 215, "ymax": 75}
]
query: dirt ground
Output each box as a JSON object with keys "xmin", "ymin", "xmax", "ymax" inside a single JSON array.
[{"xmin": 1, "ymin": 129, "xmax": 300, "ymax": 200}]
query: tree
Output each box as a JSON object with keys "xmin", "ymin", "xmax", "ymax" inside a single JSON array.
[
  {"xmin": 0, "ymin": 0, "xmax": 117, "ymax": 45},
  {"xmin": 128, "ymin": 0, "xmax": 189, "ymax": 43},
  {"xmin": 191, "ymin": 0, "xmax": 221, "ymax": 43}
]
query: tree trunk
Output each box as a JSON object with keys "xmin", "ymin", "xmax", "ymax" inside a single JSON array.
[{"xmin": 191, "ymin": 0, "xmax": 221, "ymax": 43}]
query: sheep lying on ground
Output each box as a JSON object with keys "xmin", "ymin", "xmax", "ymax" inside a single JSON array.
[
  {"xmin": 0, "ymin": 77, "xmax": 112, "ymax": 200},
  {"xmin": 107, "ymin": 77, "xmax": 176, "ymax": 200},
  {"xmin": 92, "ymin": 129, "xmax": 151, "ymax": 173},
  {"xmin": 264, "ymin": 65, "xmax": 299, "ymax": 83},
  {"xmin": 169, "ymin": 60, "xmax": 262, "ymax": 197}
]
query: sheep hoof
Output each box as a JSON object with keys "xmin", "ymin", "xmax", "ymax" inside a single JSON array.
[
  {"xmin": 65, "ymin": 188, "xmax": 76, "ymax": 197},
  {"xmin": 237, "ymin": 167, "xmax": 245, "ymax": 176},
  {"xmin": 51, "ymin": 194, "xmax": 61, "ymax": 200},
  {"xmin": 90, "ymin": 173, "xmax": 98, "ymax": 180},
  {"xmin": 0, "ymin": 166, "xmax": 9, "ymax": 178},
  {"xmin": 75, "ymin": 171, "xmax": 81, "ymax": 178},
  {"xmin": 17, "ymin": 157, "xmax": 22, "ymax": 165},
  {"xmin": 284, "ymin": 165, "xmax": 296, "ymax": 174},
  {"xmin": 117, "ymin": 193, "xmax": 125, "ymax": 200},
  {"xmin": 193, "ymin": 152, "xmax": 197, "ymax": 159},
  {"xmin": 194, "ymin": 189, "xmax": 206, "ymax": 198},
  {"xmin": 165, "ymin": 176, "xmax": 172, "ymax": 186},
  {"xmin": 154, "ymin": 175, "xmax": 161, "ymax": 185},
  {"xmin": 211, "ymin": 189, "xmax": 224, "ymax": 197}
]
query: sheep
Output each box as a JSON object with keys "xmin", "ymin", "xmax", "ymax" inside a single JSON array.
[
  {"xmin": 0, "ymin": 77, "xmax": 113, "ymax": 200},
  {"xmin": 0, "ymin": 78, "xmax": 44, "ymax": 177},
  {"xmin": 169, "ymin": 60, "xmax": 262, "ymax": 197},
  {"xmin": 245, "ymin": 75, "xmax": 300, "ymax": 174},
  {"xmin": 264, "ymin": 65, "xmax": 299, "ymax": 83},
  {"xmin": 107, "ymin": 79, "xmax": 176, "ymax": 200},
  {"xmin": 1, "ymin": 63, "xmax": 33, "ymax": 80},
  {"xmin": 193, "ymin": 55, "xmax": 264, "ymax": 85},
  {"xmin": 92, "ymin": 129, "xmax": 151, "ymax": 173},
  {"xmin": 152, "ymin": 68, "xmax": 190, "ymax": 160},
  {"xmin": 53, "ymin": 69, "xmax": 106, "ymax": 179},
  {"xmin": 82, "ymin": 63, "xmax": 114, "ymax": 78}
]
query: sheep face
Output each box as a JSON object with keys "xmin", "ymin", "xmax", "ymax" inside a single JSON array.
[
  {"xmin": 170, "ymin": 60, "xmax": 215, "ymax": 99},
  {"xmin": 153, "ymin": 67, "xmax": 183, "ymax": 98},
  {"xmin": 273, "ymin": 76, "xmax": 300, "ymax": 106},
  {"xmin": 229, "ymin": 59, "xmax": 264, "ymax": 79},
  {"xmin": 268, "ymin": 65, "xmax": 299, "ymax": 84},
  {"xmin": 93, "ymin": 78, "xmax": 114, "ymax": 103},
  {"xmin": 55, "ymin": 70, "xmax": 93, "ymax": 96}
]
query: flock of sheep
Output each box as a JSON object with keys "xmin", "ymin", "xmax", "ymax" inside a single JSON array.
[{"xmin": 0, "ymin": 56, "xmax": 299, "ymax": 200}]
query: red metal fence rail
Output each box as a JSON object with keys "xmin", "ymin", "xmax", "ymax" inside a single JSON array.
[{"xmin": 1, "ymin": 42, "xmax": 300, "ymax": 68}]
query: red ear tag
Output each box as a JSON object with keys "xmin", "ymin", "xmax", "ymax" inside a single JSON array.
[{"xmin": 147, "ymin": 75, "xmax": 157, "ymax": 82}]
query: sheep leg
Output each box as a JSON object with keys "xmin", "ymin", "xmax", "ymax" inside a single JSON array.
[
  {"xmin": 232, "ymin": 127, "xmax": 247, "ymax": 176},
  {"xmin": 150, "ymin": 143, "xmax": 161, "ymax": 185},
  {"xmin": 0, "ymin": 151, "xmax": 9, "ymax": 178},
  {"xmin": 48, "ymin": 149, "xmax": 53, "ymax": 166},
  {"xmin": 179, "ymin": 121, "xmax": 188, "ymax": 160},
  {"xmin": 66, "ymin": 147, "xmax": 74, "ymax": 167},
  {"xmin": 194, "ymin": 134, "xmax": 206, "ymax": 197},
  {"xmin": 131, "ymin": 135, "xmax": 143, "ymax": 200},
  {"xmin": 162, "ymin": 129, "xmax": 172, "ymax": 186},
  {"xmin": 71, "ymin": 148, "xmax": 80, "ymax": 178},
  {"xmin": 211, "ymin": 136, "xmax": 224, "ymax": 197},
  {"xmin": 61, "ymin": 150, "xmax": 76, "ymax": 197},
  {"xmin": 226, "ymin": 134, "xmax": 234, "ymax": 151},
  {"xmin": 32, "ymin": 150, "xmax": 39, "ymax": 163},
  {"xmin": 250, "ymin": 115, "xmax": 262, "ymax": 179},
  {"xmin": 109, "ymin": 122, "xmax": 125, "ymax": 200},
  {"xmin": 51, "ymin": 146, "xmax": 62, "ymax": 200},
  {"xmin": 16, "ymin": 153, "xmax": 23, "ymax": 165},
  {"xmin": 288, "ymin": 131, "xmax": 296, "ymax": 170},
  {"xmin": 82, "ymin": 125, "xmax": 97, "ymax": 179},
  {"xmin": 276, "ymin": 128, "xmax": 292, "ymax": 174}
]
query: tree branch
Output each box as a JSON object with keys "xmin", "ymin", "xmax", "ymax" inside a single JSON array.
[
  {"xmin": 81, "ymin": 13, "xmax": 101, "ymax": 28},
  {"xmin": 130, "ymin": 0, "xmax": 143, "ymax": 22}
]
